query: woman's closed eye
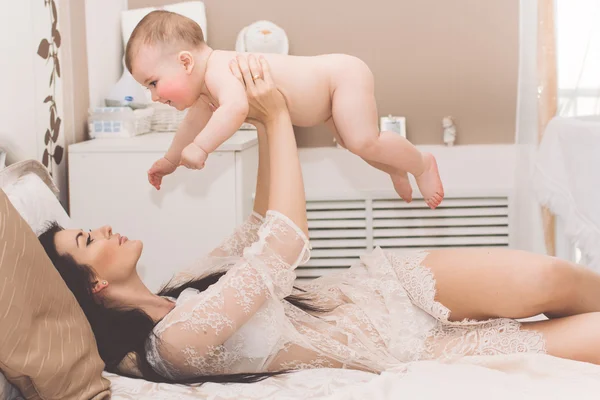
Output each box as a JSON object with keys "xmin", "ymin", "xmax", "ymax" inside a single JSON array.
[{"xmin": 86, "ymin": 234, "xmax": 94, "ymax": 246}]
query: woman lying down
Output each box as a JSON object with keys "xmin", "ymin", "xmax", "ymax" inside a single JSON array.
[{"xmin": 39, "ymin": 55, "xmax": 600, "ymax": 385}]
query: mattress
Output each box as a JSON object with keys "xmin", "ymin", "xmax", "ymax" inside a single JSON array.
[{"xmin": 107, "ymin": 353, "xmax": 600, "ymax": 400}]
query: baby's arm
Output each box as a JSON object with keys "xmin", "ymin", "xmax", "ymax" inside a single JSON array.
[
  {"xmin": 147, "ymin": 100, "xmax": 213, "ymax": 189},
  {"xmin": 192, "ymin": 70, "xmax": 249, "ymax": 154},
  {"xmin": 165, "ymin": 99, "xmax": 212, "ymax": 164}
]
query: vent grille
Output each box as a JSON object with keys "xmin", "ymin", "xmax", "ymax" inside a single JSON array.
[{"xmin": 297, "ymin": 196, "xmax": 509, "ymax": 280}]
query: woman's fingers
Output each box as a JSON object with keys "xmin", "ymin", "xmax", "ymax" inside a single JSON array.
[
  {"xmin": 259, "ymin": 56, "xmax": 275, "ymax": 86},
  {"xmin": 236, "ymin": 55, "xmax": 255, "ymax": 91},
  {"xmin": 229, "ymin": 59, "xmax": 245, "ymax": 85},
  {"xmin": 248, "ymin": 55, "xmax": 262, "ymax": 81}
]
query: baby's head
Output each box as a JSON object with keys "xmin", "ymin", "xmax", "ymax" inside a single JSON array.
[{"xmin": 126, "ymin": 10, "xmax": 206, "ymax": 110}]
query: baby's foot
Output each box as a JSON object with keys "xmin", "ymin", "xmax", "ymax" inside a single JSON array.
[
  {"xmin": 415, "ymin": 153, "xmax": 444, "ymax": 209},
  {"xmin": 391, "ymin": 171, "xmax": 413, "ymax": 203}
]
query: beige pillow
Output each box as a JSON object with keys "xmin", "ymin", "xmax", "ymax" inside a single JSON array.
[{"xmin": 0, "ymin": 189, "xmax": 111, "ymax": 399}]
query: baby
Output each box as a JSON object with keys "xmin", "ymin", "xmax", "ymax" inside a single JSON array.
[{"xmin": 127, "ymin": 10, "xmax": 444, "ymax": 208}]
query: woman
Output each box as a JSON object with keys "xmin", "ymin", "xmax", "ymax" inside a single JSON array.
[{"xmin": 39, "ymin": 55, "xmax": 600, "ymax": 385}]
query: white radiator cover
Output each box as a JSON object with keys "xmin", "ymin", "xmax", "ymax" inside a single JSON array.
[
  {"xmin": 297, "ymin": 144, "xmax": 532, "ymax": 279},
  {"xmin": 299, "ymin": 196, "xmax": 510, "ymax": 279}
]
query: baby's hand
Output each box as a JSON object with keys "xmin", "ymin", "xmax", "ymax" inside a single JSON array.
[
  {"xmin": 147, "ymin": 157, "xmax": 178, "ymax": 190},
  {"xmin": 180, "ymin": 143, "xmax": 208, "ymax": 170}
]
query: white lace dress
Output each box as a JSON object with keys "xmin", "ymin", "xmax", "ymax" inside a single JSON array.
[{"xmin": 145, "ymin": 211, "xmax": 546, "ymax": 379}]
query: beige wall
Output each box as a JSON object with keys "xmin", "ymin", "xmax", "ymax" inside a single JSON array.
[
  {"xmin": 130, "ymin": 0, "xmax": 519, "ymax": 146},
  {"xmin": 67, "ymin": 0, "xmax": 90, "ymax": 144}
]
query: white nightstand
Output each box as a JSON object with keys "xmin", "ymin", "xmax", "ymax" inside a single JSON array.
[{"xmin": 68, "ymin": 130, "xmax": 258, "ymax": 291}]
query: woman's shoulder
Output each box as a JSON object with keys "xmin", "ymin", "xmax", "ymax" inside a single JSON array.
[{"xmin": 153, "ymin": 288, "xmax": 201, "ymax": 333}]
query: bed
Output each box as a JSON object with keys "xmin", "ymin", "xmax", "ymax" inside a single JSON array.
[
  {"xmin": 106, "ymin": 355, "xmax": 600, "ymax": 399},
  {"xmin": 2, "ymin": 159, "xmax": 600, "ymax": 399}
]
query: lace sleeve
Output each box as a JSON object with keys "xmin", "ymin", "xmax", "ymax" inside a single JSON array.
[
  {"xmin": 149, "ymin": 211, "xmax": 310, "ymax": 378},
  {"xmin": 209, "ymin": 211, "xmax": 265, "ymax": 257}
]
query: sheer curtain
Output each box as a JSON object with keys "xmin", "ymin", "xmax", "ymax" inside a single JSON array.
[
  {"xmin": 513, "ymin": 0, "xmax": 546, "ymax": 255},
  {"xmin": 537, "ymin": 0, "xmax": 558, "ymax": 256},
  {"xmin": 524, "ymin": 0, "xmax": 600, "ymax": 263},
  {"xmin": 556, "ymin": 0, "xmax": 600, "ymax": 117}
]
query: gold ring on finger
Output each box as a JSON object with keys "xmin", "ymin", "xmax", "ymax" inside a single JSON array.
[{"xmin": 253, "ymin": 74, "xmax": 261, "ymax": 81}]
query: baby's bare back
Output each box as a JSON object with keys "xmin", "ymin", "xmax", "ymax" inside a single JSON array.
[{"xmin": 208, "ymin": 51, "xmax": 363, "ymax": 127}]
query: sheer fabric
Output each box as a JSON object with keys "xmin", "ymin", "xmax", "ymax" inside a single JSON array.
[{"xmin": 146, "ymin": 211, "xmax": 546, "ymax": 379}]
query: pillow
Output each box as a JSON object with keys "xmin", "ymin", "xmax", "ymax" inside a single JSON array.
[
  {"xmin": 0, "ymin": 147, "xmax": 6, "ymax": 169},
  {"xmin": 0, "ymin": 160, "xmax": 72, "ymax": 234},
  {"xmin": 121, "ymin": 1, "xmax": 208, "ymax": 49},
  {"xmin": 0, "ymin": 165, "xmax": 111, "ymax": 399},
  {"xmin": 0, "ymin": 372, "xmax": 22, "ymax": 400}
]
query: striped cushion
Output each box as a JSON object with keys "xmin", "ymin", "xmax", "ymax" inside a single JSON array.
[{"xmin": 0, "ymin": 189, "xmax": 110, "ymax": 399}]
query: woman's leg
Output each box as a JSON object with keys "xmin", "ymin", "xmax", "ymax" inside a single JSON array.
[
  {"xmin": 521, "ymin": 312, "xmax": 600, "ymax": 364},
  {"xmin": 423, "ymin": 248, "xmax": 600, "ymax": 321}
]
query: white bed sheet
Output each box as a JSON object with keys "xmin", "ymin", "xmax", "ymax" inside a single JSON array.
[
  {"xmin": 106, "ymin": 368, "xmax": 376, "ymax": 400},
  {"xmin": 107, "ymin": 353, "xmax": 600, "ymax": 400}
]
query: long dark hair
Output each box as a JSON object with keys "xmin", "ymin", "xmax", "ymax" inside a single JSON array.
[{"xmin": 38, "ymin": 222, "xmax": 324, "ymax": 385}]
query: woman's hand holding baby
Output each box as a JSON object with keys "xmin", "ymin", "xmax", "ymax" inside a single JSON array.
[
  {"xmin": 229, "ymin": 55, "xmax": 288, "ymax": 126},
  {"xmin": 177, "ymin": 55, "xmax": 284, "ymax": 172}
]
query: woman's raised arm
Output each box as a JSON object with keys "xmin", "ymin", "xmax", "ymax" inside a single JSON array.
[{"xmin": 230, "ymin": 55, "xmax": 308, "ymax": 237}]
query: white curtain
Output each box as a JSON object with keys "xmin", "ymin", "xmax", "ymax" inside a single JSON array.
[
  {"xmin": 556, "ymin": 0, "xmax": 600, "ymax": 117},
  {"xmin": 513, "ymin": 0, "xmax": 546, "ymax": 255},
  {"xmin": 525, "ymin": 0, "xmax": 600, "ymax": 264}
]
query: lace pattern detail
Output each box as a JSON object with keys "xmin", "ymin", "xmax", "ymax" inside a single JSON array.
[
  {"xmin": 385, "ymin": 250, "xmax": 451, "ymax": 322},
  {"xmin": 211, "ymin": 212, "xmax": 265, "ymax": 258},
  {"xmin": 181, "ymin": 344, "xmax": 243, "ymax": 375},
  {"xmin": 180, "ymin": 295, "xmax": 233, "ymax": 336},
  {"xmin": 382, "ymin": 249, "xmax": 546, "ymax": 359},
  {"xmin": 279, "ymin": 357, "xmax": 335, "ymax": 370},
  {"xmin": 147, "ymin": 211, "xmax": 309, "ymax": 378},
  {"xmin": 147, "ymin": 217, "xmax": 546, "ymax": 379},
  {"xmin": 424, "ymin": 319, "xmax": 547, "ymax": 361}
]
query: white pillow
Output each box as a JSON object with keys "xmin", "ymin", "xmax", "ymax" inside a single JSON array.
[
  {"xmin": 121, "ymin": 1, "xmax": 208, "ymax": 49},
  {"xmin": 0, "ymin": 160, "xmax": 72, "ymax": 234}
]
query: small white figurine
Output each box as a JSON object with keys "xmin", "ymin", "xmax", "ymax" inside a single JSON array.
[
  {"xmin": 442, "ymin": 116, "xmax": 457, "ymax": 147},
  {"xmin": 235, "ymin": 20, "xmax": 289, "ymax": 55}
]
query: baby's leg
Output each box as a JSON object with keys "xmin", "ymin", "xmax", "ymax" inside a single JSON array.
[
  {"xmin": 330, "ymin": 63, "xmax": 444, "ymax": 208},
  {"xmin": 326, "ymin": 118, "xmax": 413, "ymax": 202}
]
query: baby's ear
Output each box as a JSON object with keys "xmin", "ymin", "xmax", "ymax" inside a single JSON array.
[{"xmin": 178, "ymin": 51, "xmax": 195, "ymax": 73}]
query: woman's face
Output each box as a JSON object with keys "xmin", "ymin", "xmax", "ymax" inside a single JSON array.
[{"xmin": 53, "ymin": 225, "xmax": 143, "ymax": 284}]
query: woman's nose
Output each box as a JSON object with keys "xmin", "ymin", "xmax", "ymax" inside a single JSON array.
[
  {"xmin": 90, "ymin": 226, "xmax": 112, "ymax": 240},
  {"xmin": 151, "ymin": 93, "xmax": 160, "ymax": 102},
  {"xmin": 100, "ymin": 225, "xmax": 112, "ymax": 238}
]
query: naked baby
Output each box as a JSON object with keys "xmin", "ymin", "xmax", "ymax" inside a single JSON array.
[{"xmin": 127, "ymin": 10, "xmax": 444, "ymax": 208}]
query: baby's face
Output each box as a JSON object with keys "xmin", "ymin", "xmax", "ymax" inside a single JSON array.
[{"xmin": 131, "ymin": 44, "xmax": 196, "ymax": 110}]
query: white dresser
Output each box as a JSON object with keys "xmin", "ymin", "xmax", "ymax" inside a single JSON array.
[{"xmin": 68, "ymin": 131, "xmax": 258, "ymax": 291}]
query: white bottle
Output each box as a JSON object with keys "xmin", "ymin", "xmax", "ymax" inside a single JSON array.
[{"xmin": 105, "ymin": 57, "xmax": 149, "ymax": 109}]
